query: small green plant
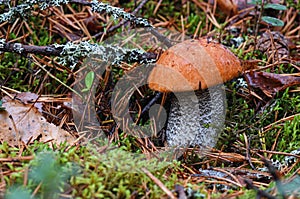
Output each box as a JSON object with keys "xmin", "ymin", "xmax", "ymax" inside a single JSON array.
[
  {"xmin": 5, "ymin": 187, "xmax": 32, "ymax": 199},
  {"xmin": 82, "ymin": 70, "xmax": 95, "ymax": 92},
  {"xmin": 251, "ymin": 0, "xmax": 287, "ymax": 27},
  {"xmin": 5, "ymin": 150, "xmax": 78, "ymax": 199}
]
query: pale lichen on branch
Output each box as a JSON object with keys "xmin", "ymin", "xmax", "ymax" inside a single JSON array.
[
  {"xmin": 0, "ymin": 0, "xmax": 70, "ymax": 23},
  {"xmin": 90, "ymin": 0, "xmax": 152, "ymax": 27},
  {"xmin": 0, "ymin": 0, "xmax": 157, "ymax": 67},
  {"xmin": 0, "ymin": 0, "xmax": 152, "ymax": 27},
  {"xmin": 54, "ymin": 41, "xmax": 156, "ymax": 68},
  {"xmin": 0, "ymin": 39, "xmax": 156, "ymax": 68}
]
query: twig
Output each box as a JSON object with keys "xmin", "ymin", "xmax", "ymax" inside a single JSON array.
[
  {"xmin": 147, "ymin": 27, "xmax": 172, "ymax": 47},
  {"xmin": 31, "ymin": 55, "xmax": 82, "ymax": 97},
  {"xmin": 0, "ymin": 42, "xmax": 62, "ymax": 56},
  {"xmin": 260, "ymin": 156, "xmax": 287, "ymax": 198},
  {"xmin": 0, "ymin": 156, "xmax": 34, "ymax": 162},
  {"xmin": 93, "ymin": 0, "xmax": 150, "ymax": 39},
  {"xmin": 244, "ymin": 178, "xmax": 277, "ymax": 199},
  {"xmin": 68, "ymin": 0, "xmax": 90, "ymax": 6},
  {"xmin": 135, "ymin": 92, "xmax": 163, "ymax": 125},
  {"xmin": 263, "ymin": 113, "xmax": 300, "ymax": 131},
  {"xmin": 253, "ymin": 1, "xmax": 265, "ymax": 52},
  {"xmin": 174, "ymin": 184, "xmax": 187, "ymax": 199},
  {"xmin": 243, "ymin": 132, "xmax": 255, "ymax": 170},
  {"xmin": 141, "ymin": 167, "xmax": 176, "ymax": 199},
  {"xmin": 91, "ymin": 0, "xmax": 173, "ymax": 47},
  {"xmin": 0, "ymin": 41, "xmax": 157, "ymax": 63},
  {"xmin": 141, "ymin": 92, "xmax": 162, "ymax": 116}
]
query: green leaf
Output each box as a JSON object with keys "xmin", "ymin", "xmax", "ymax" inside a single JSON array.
[
  {"xmin": 264, "ymin": 3, "xmax": 287, "ymax": 10},
  {"xmin": 250, "ymin": 0, "xmax": 262, "ymax": 4},
  {"xmin": 282, "ymin": 175, "xmax": 300, "ymax": 195},
  {"xmin": 82, "ymin": 71, "xmax": 95, "ymax": 92},
  {"xmin": 261, "ymin": 16, "xmax": 284, "ymax": 27},
  {"xmin": 0, "ymin": 100, "xmax": 5, "ymax": 111}
]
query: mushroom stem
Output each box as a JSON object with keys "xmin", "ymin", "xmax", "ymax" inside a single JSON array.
[{"xmin": 165, "ymin": 85, "xmax": 225, "ymax": 148}]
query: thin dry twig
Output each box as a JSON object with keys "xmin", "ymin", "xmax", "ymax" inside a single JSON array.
[{"xmin": 141, "ymin": 167, "xmax": 176, "ymax": 199}]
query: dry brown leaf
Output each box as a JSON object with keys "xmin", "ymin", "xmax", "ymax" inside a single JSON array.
[
  {"xmin": 84, "ymin": 15, "xmax": 103, "ymax": 33},
  {"xmin": 12, "ymin": 92, "xmax": 43, "ymax": 112},
  {"xmin": 209, "ymin": 0, "xmax": 253, "ymax": 16},
  {"xmin": 216, "ymin": 0, "xmax": 238, "ymax": 16},
  {"xmin": 245, "ymin": 71, "xmax": 300, "ymax": 97},
  {"xmin": 0, "ymin": 94, "xmax": 75, "ymax": 146},
  {"xmin": 211, "ymin": 0, "xmax": 283, "ymax": 16}
]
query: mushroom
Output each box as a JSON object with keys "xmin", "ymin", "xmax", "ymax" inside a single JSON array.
[{"xmin": 148, "ymin": 39, "xmax": 254, "ymax": 148}]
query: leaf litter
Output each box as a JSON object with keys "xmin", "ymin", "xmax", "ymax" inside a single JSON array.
[{"xmin": 0, "ymin": 92, "xmax": 75, "ymax": 146}]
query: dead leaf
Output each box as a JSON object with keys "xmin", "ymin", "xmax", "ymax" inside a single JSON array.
[
  {"xmin": 13, "ymin": 92, "xmax": 39, "ymax": 103},
  {"xmin": 210, "ymin": 0, "xmax": 283, "ymax": 16},
  {"xmin": 245, "ymin": 71, "xmax": 300, "ymax": 97},
  {"xmin": 12, "ymin": 92, "xmax": 43, "ymax": 113},
  {"xmin": 84, "ymin": 15, "xmax": 103, "ymax": 33},
  {"xmin": 0, "ymin": 94, "xmax": 75, "ymax": 146},
  {"xmin": 209, "ymin": 0, "xmax": 254, "ymax": 16},
  {"xmin": 216, "ymin": 0, "xmax": 238, "ymax": 16}
]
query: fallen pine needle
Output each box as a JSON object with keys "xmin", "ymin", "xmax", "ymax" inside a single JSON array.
[{"xmin": 141, "ymin": 167, "xmax": 176, "ymax": 199}]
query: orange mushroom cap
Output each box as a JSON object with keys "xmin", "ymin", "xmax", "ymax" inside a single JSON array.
[{"xmin": 148, "ymin": 39, "xmax": 251, "ymax": 92}]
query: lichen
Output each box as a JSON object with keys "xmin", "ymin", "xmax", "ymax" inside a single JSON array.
[
  {"xmin": 236, "ymin": 77, "xmax": 248, "ymax": 88},
  {"xmin": 90, "ymin": 0, "xmax": 152, "ymax": 27},
  {"xmin": 0, "ymin": 4, "xmax": 31, "ymax": 23},
  {"xmin": 0, "ymin": 1, "xmax": 155, "ymax": 67},
  {"xmin": 0, "ymin": 38, "xmax": 6, "ymax": 48},
  {"xmin": 0, "ymin": 38, "xmax": 5, "ymax": 54},
  {"xmin": 0, "ymin": 0, "xmax": 151, "ymax": 27},
  {"xmin": 22, "ymin": 0, "xmax": 70, "ymax": 10},
  {"xmin": 13, "ymin": 43, "xmax": 24, "ymax": 54},
  {"xmin": 54, "ymin": 41, "xmax": 154, "ymax": 68},
  {"xmin": 0, "ymin": 0, "xmax": 8, "ymax": 4},
  {"xmin": 257, "ymin": 149, "xmax": 300, "ymax": 173}
]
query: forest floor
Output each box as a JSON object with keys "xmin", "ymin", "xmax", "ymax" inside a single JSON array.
[{"xmin": 0, "ymin": 0, "xmax": 300, "ymax": 198}]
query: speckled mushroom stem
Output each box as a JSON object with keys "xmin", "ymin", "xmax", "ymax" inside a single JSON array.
[{"xmin": 165, "ymin": 86, "xmax": 225, "ymax": 148}]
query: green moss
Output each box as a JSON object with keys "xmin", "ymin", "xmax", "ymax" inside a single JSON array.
[{"xmin": 2, "ymin": 141, "xmax": 180, "ymax": 199}]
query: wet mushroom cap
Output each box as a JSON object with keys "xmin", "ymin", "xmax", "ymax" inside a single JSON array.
[{"xmin": 148, "ymin": 39, "xmax": 247, "ymax": 92}]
